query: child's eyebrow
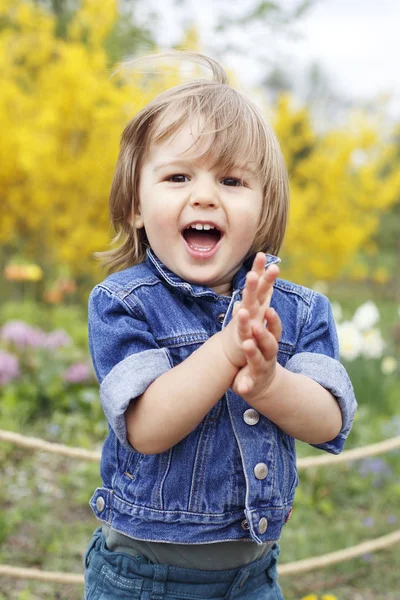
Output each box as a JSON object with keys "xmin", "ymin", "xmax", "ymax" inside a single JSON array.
[
  {"xmin": 233, "ymin": 166, "xmax": 257, "ymax": 178},
  {"xmin": 153, "ymin": 160, "xmax": 193, "ymax": 173},
  {"xmin": 153, "ymin": 160, "xmax": 257, "ymax": 178}
]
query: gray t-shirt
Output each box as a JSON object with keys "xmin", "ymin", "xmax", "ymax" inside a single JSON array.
[{"xmin": 102, "ymin": 525, "xmax": 273, "ymax": 569}]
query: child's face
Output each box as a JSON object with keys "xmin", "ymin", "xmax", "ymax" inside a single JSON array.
[{"xmin": 136, "ymin": 119, "xmax": 264, "ymax": 295}]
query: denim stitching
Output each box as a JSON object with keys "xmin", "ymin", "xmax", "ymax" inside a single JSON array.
[
  {"xmin": 157, "ymin": 334, "xmax": 210, "ymax": 347},
  {"xmin": 102, "ymin": 566, "xmax": 143, "ymax": 590},
  {"xmin": 158, "ymin": 447, "xmax": 173, "ymax": 511},
  {"xmin": 151, "ymin": 449, "xmax": 169, "ymax": 510},
  {"xmin": 273, "ymin": 280, "xmax": 313, "ymax": 304},
  {"xmin": 195, "ymin": 414, "xmax": 217, "ymax": 513},
  {"xmin": 188, "ymin": 416, "xmax": 216, "ymax": 513},
  {"xmin": 114, "ymin": 491, "xmax": 242, "ymax": 517}
]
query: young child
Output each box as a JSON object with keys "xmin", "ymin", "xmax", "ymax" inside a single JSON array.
[{"xmin": 84, "ymin": 52, "xmax": 357, "ymax": 599}]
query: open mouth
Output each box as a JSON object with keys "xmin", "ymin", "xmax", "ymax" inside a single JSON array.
[{"xmin": 182, "ymin": 223, "xmax": 222, "ymax": 253}]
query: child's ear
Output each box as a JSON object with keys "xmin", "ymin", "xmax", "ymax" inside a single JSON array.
[
  {"xmin": 128, "ymin": 211, "xmax": 144, "ymax": 229},
  {"xmin": 133, "ymin": 214, "xmax": 144, "ymax": 229}
]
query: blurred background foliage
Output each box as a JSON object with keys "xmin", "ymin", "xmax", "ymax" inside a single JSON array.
[
  {"xmin": 0, "ymin": 1, "xmax": 399, "ymax": 599},
  {"xmin": 1, "ymin": 0, "xmax": 399, "ymax": 295}
]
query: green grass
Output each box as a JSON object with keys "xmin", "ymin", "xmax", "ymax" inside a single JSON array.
[
  {"xmin": 1, "ymin": 407, "xmax": 399, "ymax": 600},
  {"xmin": 0, "ymin": 293, "xmax": 399, "ymax": 600}
]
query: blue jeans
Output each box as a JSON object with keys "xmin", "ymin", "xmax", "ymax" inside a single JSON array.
[{"xmin": 84, "ymin": 528, "xmax": 285, "ymax": 599}]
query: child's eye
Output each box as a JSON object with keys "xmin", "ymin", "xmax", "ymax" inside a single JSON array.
[
  {"xmin": 167, "ymin": 174, "xmax": 189, "ymax": 183},
  {"xmin": 221, "ymin": 177, "xmax": 243, "ymax": 187}
]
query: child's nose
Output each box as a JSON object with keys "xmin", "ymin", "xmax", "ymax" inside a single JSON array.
[{"xmin": 189, "ymin": 181, "xmax": 220, "ymax": 208}]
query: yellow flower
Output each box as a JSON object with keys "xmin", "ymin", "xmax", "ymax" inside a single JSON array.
[
  {"xmin": 300, "ymin": 595, "xmax": 338, "ymax": 600},
  {"xmin": 3, "ymin": 263, "xmax": 43, "ymax": 282},
  {"xmin": 24, "ymin": 264, "xmax": 44, "ymax": 282}
]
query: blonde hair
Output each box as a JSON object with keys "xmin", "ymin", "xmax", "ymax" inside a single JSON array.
[{"xmin": 98, "ymin": 52, "xmax": 289, "ymax": 273}]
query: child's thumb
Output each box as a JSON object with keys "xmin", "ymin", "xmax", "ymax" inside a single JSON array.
[{"xmin": 232, "ymin": 301, "xmax": 241, "ymax": 316}]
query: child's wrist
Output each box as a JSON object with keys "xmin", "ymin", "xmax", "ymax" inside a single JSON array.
[
  {"xmin": 250, "ymin": 362, "xmax": 281, "ymax": 407},
  {"xmin": 217, "ymin": 329, "xmax": 243, "ymax": 371}
]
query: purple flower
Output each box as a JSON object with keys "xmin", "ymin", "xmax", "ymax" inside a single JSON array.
[
  {"xmin": 46, "ymin": 423, "xmax": 61, "ymax": 437},
  {"xmin": 1, "ymin": 320, "xmax": 45, "ymax": 348},
  {"xmin": 43, "ymin": 329, "xmax": 72, "ymax": 349},
  {"xmin": 0, "ymin": 351, "xmax": 20, "ymax": 385},
  {"xmin": 358, "ymin": 458, "xmax": 392, "ymax": 478},
  {"xmin": 382, "ymin": 416, "xmax": 400, "ymax": 437},
  {"xmin": 363, "ymin": 516, "xmax": 375, "ymax": 528},
  {"xmin": 63, "ymin": 362, "xmax": 92, "ymax": 383},
  {"xmin": 387, "ymin": 514, "xmax": 397, "ymax": 525},
  {"xmin": 361, "ymin": 553, "xmax": 374, "ymax": 562}
]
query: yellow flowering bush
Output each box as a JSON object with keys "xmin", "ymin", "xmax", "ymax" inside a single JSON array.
[
  {"xmin": 0, "ymin": 0, "xmax": 178, "ymax": 280},
  {"xmin": 275, "ymin": 96, "xmax": 400, "ymax": 283},
  {"xmin": 1, "ymin": 1, "xmax": 399, "ymax": 285}
]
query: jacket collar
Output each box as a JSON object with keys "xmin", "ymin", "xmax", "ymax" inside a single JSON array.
[{"xmin": 146, "ymin": 249, "xmax": 281, "ymax": 300}]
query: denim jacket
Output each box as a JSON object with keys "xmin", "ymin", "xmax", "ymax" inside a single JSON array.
[{"xmin": 88, "ymin": 250, "xmax": 356, "ymax": 545}]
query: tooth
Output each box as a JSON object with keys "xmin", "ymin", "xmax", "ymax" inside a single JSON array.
[
  {"xmin": 203, "ymin": 224, "xmax": 211, "ymax": 230},
  {"xmin": 195, "ymin": 224, "xmax": 203, "ymax": 230}
]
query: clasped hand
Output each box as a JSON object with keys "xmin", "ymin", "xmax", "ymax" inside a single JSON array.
[{"xmin": 221, "ymin": 253, "xmax": 282, "ymax": 402}]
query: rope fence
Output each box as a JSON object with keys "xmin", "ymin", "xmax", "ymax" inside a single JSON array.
[
  {"xmin": 0, "ymin": 429, "xmax": 101, "ymax": 462},
  {"xmin": 0, "ymin": 565, "xmax": 84, "ymax": 585},
  {"xmin": 1, "ymin": 429, "xmax": 400, "ymax": 585},
  {"xmin": 1, "ymin": 429, "xmax": 399, "ymax": 468}
]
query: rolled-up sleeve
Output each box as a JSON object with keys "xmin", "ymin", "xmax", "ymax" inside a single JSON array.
[
  {"xmin": 88, "ymin": 285, "xmax": 172, "ymax": 448},
  {"xmin": 285, "ymin": 292, "xmax": 357, "ymax": 454}
]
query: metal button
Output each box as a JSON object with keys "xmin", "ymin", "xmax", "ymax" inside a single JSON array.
[
  {"xmin": 258, "ymin": 517, "xmax": 268, "ymax": 534},
  {"xmin": 217, "ymin": 313, "xmax": 225, "ymax": 324},
  {"xmin": 241, "ymin": 518, "xmax": 250, "ymax": 531},
  {"xmin": 254, "ymin": 463, "xmax": 268, "ymax": 480},
  {"xmin": 243, "ymin": 408, "xmax": 259, "ymax": 426},
  {"xmin": 96, "ymin": 496, "xmax": 105, "ymax": 512}
]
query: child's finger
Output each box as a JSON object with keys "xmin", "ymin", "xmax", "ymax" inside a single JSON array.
[
  {"xmin": 252, "ymin": 325, "xmax": 278, "ymax": 361},
  {"xmin": 236, "ymin": 372, "xmax": 255, "ymax": 396},
  {"xmin": 232, "ymin": 301, "xmax": 241, "ymax": 316},
  {"xmin": 257, "ymin": 265, "xmax": 280, "ymax": 307},
  {"xmin": 251, "ymin": 252, "xmax": 267, "ymax": 278},
  {"xmin": 241, "ymin": 271, "xmax": 259, "ymax": 313},
  {"xmin": 242, "ymin": 337, "xmax": 266, "ymax": 377},
  {"xmin": 265, "ymin": 307, "xmax": 282, "ymax": 343},
  {"xmin": 237, "ymin": 308, "xmax": 252, "ymax": 341}
]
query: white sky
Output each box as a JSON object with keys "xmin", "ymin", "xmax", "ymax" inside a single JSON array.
[
  {"xmin": 282, "ymin": 0, "xmax": 400, "ymax": 107},
  {"xmin": 138, "ymin": 0, "xmax": 400, "ymax": 117}
]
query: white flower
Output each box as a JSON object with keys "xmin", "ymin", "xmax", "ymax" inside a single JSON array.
[
  {"xmin": 362, "ymin": 328, "xmax": 386, "ymax": 359},
  {"xmin": 353, "ymin": 301, "xmax": 380, "ymax": 331},
  {"xmin": 381, "ymin": 356, "xmax": 398, "ymax": 375},
  {"xmin": 337, "ymin": 321, "xmax": 364, "ymax": 361},
  {"xmin": 351, "ymin": 149, "xmax": 368, "ymax": 167},
  {"xmin": 331, "ymin": 301, "xmax": 343, "ymax": 323}
]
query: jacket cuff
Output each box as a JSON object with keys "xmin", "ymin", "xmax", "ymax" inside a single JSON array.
[
  {"xmin": 100, "ymin": 348, "xmax": 172, "ymax": 449},
  {"xmin": 285, "ymin": 352, "xmax": 357, "ymax": 454}
]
